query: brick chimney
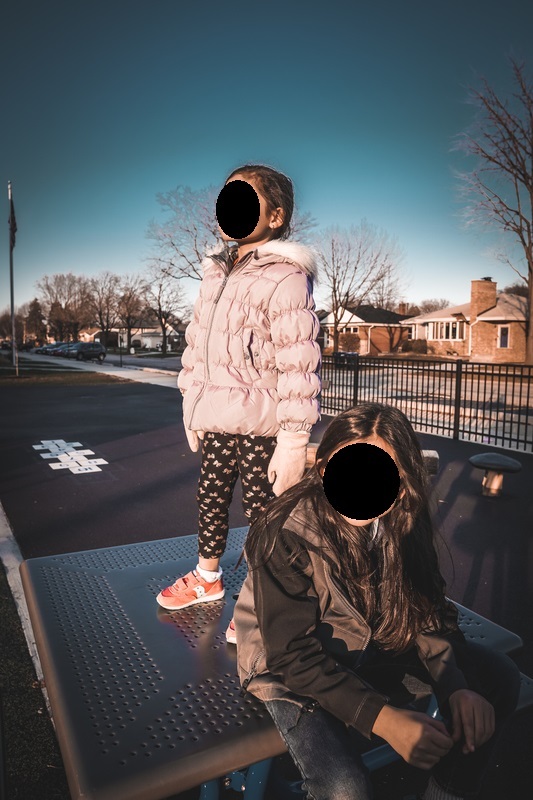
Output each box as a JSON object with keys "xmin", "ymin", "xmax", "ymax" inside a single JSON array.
[
  {"xmin": 470, "ymin": 277, "xmax": 497, "ymax": 321},
  {"xmin": 398, "ymin": 302, "xmax": 407, "ymax": 315}
]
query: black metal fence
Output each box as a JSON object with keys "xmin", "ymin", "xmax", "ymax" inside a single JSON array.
[{"xmin": 320, "ymin": 355, "xmax": 533, "ymax": 452}]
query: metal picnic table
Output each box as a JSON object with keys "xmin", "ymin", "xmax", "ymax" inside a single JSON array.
[{"xmin": 20, "ymin": 527, "xmax": 531, "ymax": 800}]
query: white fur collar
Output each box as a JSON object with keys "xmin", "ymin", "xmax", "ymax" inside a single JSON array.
[{"xmin": 203, "ymin": 239, "xmax": 319, "ymax": 282}]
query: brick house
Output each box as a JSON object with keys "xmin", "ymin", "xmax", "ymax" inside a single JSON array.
[
  {"xmin": 402, "ymin": 278, "xmax": 528, "ymax": 363},
  {"xmin": 321, "ymin": 305, "xmax": 411, "ymax": 355}
]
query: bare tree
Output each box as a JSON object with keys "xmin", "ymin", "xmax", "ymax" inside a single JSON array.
[
  {"xmin": 313, "ymin": 221, "xmax": 404, "ymax": 352},
  {"xmin": 455, "ymin": 59, "xmax": 533, "ymax": 362},
  {"xmin": 88, "ymin": 271, "xmax": 121, "ymax": 347},
  {"xmin": 116, "ymin": 274, "xmax": 146, "ymax": 350},
  {"xmin": 147, "ymin": 184, "xmax": 318, "ymax": 281},
  {"xmin": 503, "ymin": 281, "xmax": 528, "ymax": 297},
  {"xmin": 367, "ymin": 266, "xmax": 408, "ymax": 311},
  {"xmin": 147, "ymin": 185, "xmax": 220, "ymax": 281},
  {"xmin": 36, "ymin": 273, "xmax": 92, "ymax": 341},
  {"xmin": 143, "ymin": 263, "xmax": 190, "ymax": 354},
  {"xmin": 0, "ymin": 305, "xmax": 28, "ymax": 346},
  {"xmin": 47, "ymin": 301, "xmax": 68, "ymax": 342},
  {"xmin": 417, "ymin": 298, "xmax": 452, "ymax": 314}
]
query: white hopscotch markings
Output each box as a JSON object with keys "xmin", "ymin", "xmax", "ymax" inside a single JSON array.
[{"xmin": 33, "ymin": 439, "xmax": 108, "ymax": 473}]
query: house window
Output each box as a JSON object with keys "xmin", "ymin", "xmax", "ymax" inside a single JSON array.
[
  {"xmin": 428, "ymin": 320, "xmax": 465, "ymax": 341},
  {"xmin": 498, "ymin": 326, "xmax": 509, "ymax": 348}
]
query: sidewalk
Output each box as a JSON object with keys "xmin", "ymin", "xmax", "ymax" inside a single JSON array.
[{"xmin": 19, "ymin": 352, "xmax": 180, "ymax": 388}]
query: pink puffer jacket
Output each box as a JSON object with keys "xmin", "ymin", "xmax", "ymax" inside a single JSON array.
[{"xmin": 178, "ymin": 239, "xmax": 322, "ymax": 437}]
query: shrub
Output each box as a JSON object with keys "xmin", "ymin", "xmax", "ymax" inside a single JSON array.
[{"xmin": 401, "ymin": 338, "xmax": 428, "ymax": 354}]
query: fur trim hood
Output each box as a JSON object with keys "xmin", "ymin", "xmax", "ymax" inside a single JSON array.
[{"xmin": 203, "ymin": 239, "xmax": 319, "ymax": 283}]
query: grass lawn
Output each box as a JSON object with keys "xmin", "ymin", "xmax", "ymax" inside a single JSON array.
[{"xmin": 0, "ymin": 356, "xmax": 131, "ymax": 386}]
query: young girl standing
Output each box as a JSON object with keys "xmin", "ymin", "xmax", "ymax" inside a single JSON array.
[
  {"xmin": 157, "ymin": 165, "xmax": 321, "ymax": 629},
  {"xmin": 235, "ymin": 403, "xmax": 520, "ymax": 800}
]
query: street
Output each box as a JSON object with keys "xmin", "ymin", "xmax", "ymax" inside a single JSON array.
[{"xmin": 0, "ymin": 376, "xmax": 250, "ymax": 559}]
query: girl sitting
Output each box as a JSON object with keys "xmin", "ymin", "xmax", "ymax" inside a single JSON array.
[{"xmin": 235, "ymin": 403, "xmax": 520, "ymax": 800}]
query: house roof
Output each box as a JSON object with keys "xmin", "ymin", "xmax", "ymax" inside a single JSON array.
[
  {"xmin": 401, "ymin": 293, "xmax": 527, "ymax": 324},
  {"xmin": 345, "ymin": 305, "xmax": 411, "ymax": 324},
  {"xmin": 402, "ymin": 301, "xmax": 471, "ymax": 323},
  {"xmin": 477, "ymin": 293, "xmax": 527, "ymax": 322}
]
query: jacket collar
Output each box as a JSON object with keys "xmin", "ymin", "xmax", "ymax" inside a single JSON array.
[
  {"xmin": 203, "ymin": 239, "xmax": 319, "ymax": 282},
  {"xmin": 282, "ymin": 495, "xmax": 384, "ymax": 554}
]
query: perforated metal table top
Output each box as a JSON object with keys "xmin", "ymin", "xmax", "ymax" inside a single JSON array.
[
  {"xmin": 20, "ymin": 528, "xmax": 285, "ymax": 800},
  {"xmin": 20, "ymin": 528, "xmax": 523, "ymax": 800}
]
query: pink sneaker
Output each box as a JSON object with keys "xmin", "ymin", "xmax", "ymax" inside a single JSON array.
[
  {"xmin": 156, "ymin": 569, "xmax": 225, "ymax": 610},
  {"xmin": 225, "ymin": 618, "xmax": 237, "ymax": 645}
]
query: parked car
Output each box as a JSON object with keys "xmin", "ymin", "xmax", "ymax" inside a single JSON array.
[
  {"xmin": 63, "ymin": 342, "xmax": 107, "ymax": 363},
  {"xmin": 39, "ymin": 341, "xmax": 66, "ymax": 355},
  {"xmin": 51, "ymin": 343, "xmax": 73, "ymax": 356},
  {"xmin": 331, "ymin": 351, "xmax": 359, "ymax": 368}
]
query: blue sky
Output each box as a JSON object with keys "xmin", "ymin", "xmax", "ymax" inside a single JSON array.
[{"xmin": 1, "ymin": 0, "xmax": 531, "ymax": 313}]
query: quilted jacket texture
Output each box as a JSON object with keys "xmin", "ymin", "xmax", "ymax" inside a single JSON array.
[{"xmin": 178, "ymin": 239, "xmax": 322, "ymax": 437}]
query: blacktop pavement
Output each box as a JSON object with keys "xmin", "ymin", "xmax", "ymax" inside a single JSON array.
[{"xmin": 1, "ymin": 353, "xmax": 532, "ymax": 799}]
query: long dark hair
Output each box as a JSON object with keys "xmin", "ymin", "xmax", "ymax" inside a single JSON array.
[
  {"xmin": 225, "ymin": 163, "xmax": 294, "ymax": 240},
  {"xmin": 246, "ymin": 403, "xmax": 453, "ymax": 653}
]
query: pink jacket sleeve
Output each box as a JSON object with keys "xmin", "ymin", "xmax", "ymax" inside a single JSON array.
[
  {"xmin": 270, "ymin": 272, "xmax": 321, "ymax": 433},
  {"xmin": 177, "ymin": 292, "xmax": 202, "ymax": 395}
]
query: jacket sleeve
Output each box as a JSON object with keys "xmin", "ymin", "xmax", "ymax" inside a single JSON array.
[
  {"xmin": 269, "ymin": 272, "xmax": 321, "ymax": 433},
  {"xmin": 252, "ymin": 529, "xmax": 389, "ymax": 739},
  {"xmin": 414, "ymin": 601, "xmax": 474, "ymax": 706},
  {"xmin": 177, "ymin": 291, "xmax": 202, "ymax": 396}
]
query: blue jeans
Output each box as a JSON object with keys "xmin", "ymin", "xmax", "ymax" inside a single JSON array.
[{"xmin": 264, "ymin": 641, "xmax": 520, "ymax": 800}]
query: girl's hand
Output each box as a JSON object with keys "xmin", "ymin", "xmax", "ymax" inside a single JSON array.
[
  {"xmin": 184, "ymin": 428, "xmax": 204, "ymax": 453},
  {"xmin": 448, "ymin": 689, "xmax": 495, "ymax": 754},
  {"xmin": 372, "ymin": 706, "xmax": 453, "ymax": 770},
  {"xmin": 268, "ymin": 431, "xmax": 308, "ymax": 495}
]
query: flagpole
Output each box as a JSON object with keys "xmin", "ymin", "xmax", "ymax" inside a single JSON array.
[{"xmin": 8, "ymin": 181, "xmax": 18, "ymax": 373}]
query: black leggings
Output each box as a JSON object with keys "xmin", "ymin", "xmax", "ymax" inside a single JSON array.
[{"xmin": 197, "ymin": 432, "xmax": 276, "ymax": 559}]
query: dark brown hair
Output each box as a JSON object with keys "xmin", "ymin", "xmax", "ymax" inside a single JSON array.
[
  {"xmin": 245, "ymin": 403, "xmax": 454, "ymax": 653},
  {"xmin": 225, "ymin": 163, "xmax": 294, "ymax": 240}
]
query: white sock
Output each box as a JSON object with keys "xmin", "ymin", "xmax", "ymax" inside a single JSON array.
[
  {"xmin": 422, "ymin": 776, "xmax": 464, "ymax": 800},
  {"xmin": 196, "ymin": 564, "xmax": 223, "ymax": 582}
]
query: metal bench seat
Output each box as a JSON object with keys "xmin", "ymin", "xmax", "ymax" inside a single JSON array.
[{"xmin": 20, "ymin": 528, "xmax": 528, "ymax": 800}]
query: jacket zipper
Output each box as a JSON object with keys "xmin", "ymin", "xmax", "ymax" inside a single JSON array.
[
  {"xmin": 327, "ymin": 567, "xmax": 372, "ymax": 657},
  {"xmin": 242, "ymin": 647, "xmax": 265, "ymax": 691},
  {"xmin": 188, "ymin": 252, "xmax": 253, "ymax": 430}
]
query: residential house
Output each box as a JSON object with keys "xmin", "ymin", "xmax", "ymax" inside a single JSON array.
[
  {"xmin": 401, "ymin": 278, "xmax": 528, "ymax": 363},
  {"xmin": 79, "ymin": 318, "xmax": 188, "ymax": 351},
  {"xmin": 321, "ymin": 305, "xmax": 411, "ymax": 355}
]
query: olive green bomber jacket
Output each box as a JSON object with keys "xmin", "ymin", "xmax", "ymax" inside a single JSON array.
[{"xmin": 234, "ymin": 496, "xmax": 470, "ymax": 740}]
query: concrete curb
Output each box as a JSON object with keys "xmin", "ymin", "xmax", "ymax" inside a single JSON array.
[
  {"xmin": 134, "ymin": 367, "xmax": 179, "ymax": 376},
  {"xmin": 0, "ymin": 501, "xmax": 52, "ymax": 717}
]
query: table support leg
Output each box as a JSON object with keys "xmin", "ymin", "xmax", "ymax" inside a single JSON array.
[
  {"xmin": 199, "ymin": 758, "xmax": 272, "ymax": 800},
  {"xmin": 242, "ymin": 758, "xmax": 272, "ymax": 800},
  {"xmin": 482, "ymin": 469, "xmax": 503, "ymax": 496},
  {"xmin": 199, "ymin": 779, "xmax": 220, "ymax": 800}
]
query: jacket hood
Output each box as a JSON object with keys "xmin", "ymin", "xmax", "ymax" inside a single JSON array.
[{"xmin": 203, "ymin": 239, "xmax": 319, "ymax": 283}]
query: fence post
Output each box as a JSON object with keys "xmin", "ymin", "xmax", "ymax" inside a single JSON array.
[
  {"xmin": 352, "ymin": 353, "xmax": 360, "ymax": 407},
  {"xmin": 453, "ymin": 359, "xmax": 463, "ymax": 440}
]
